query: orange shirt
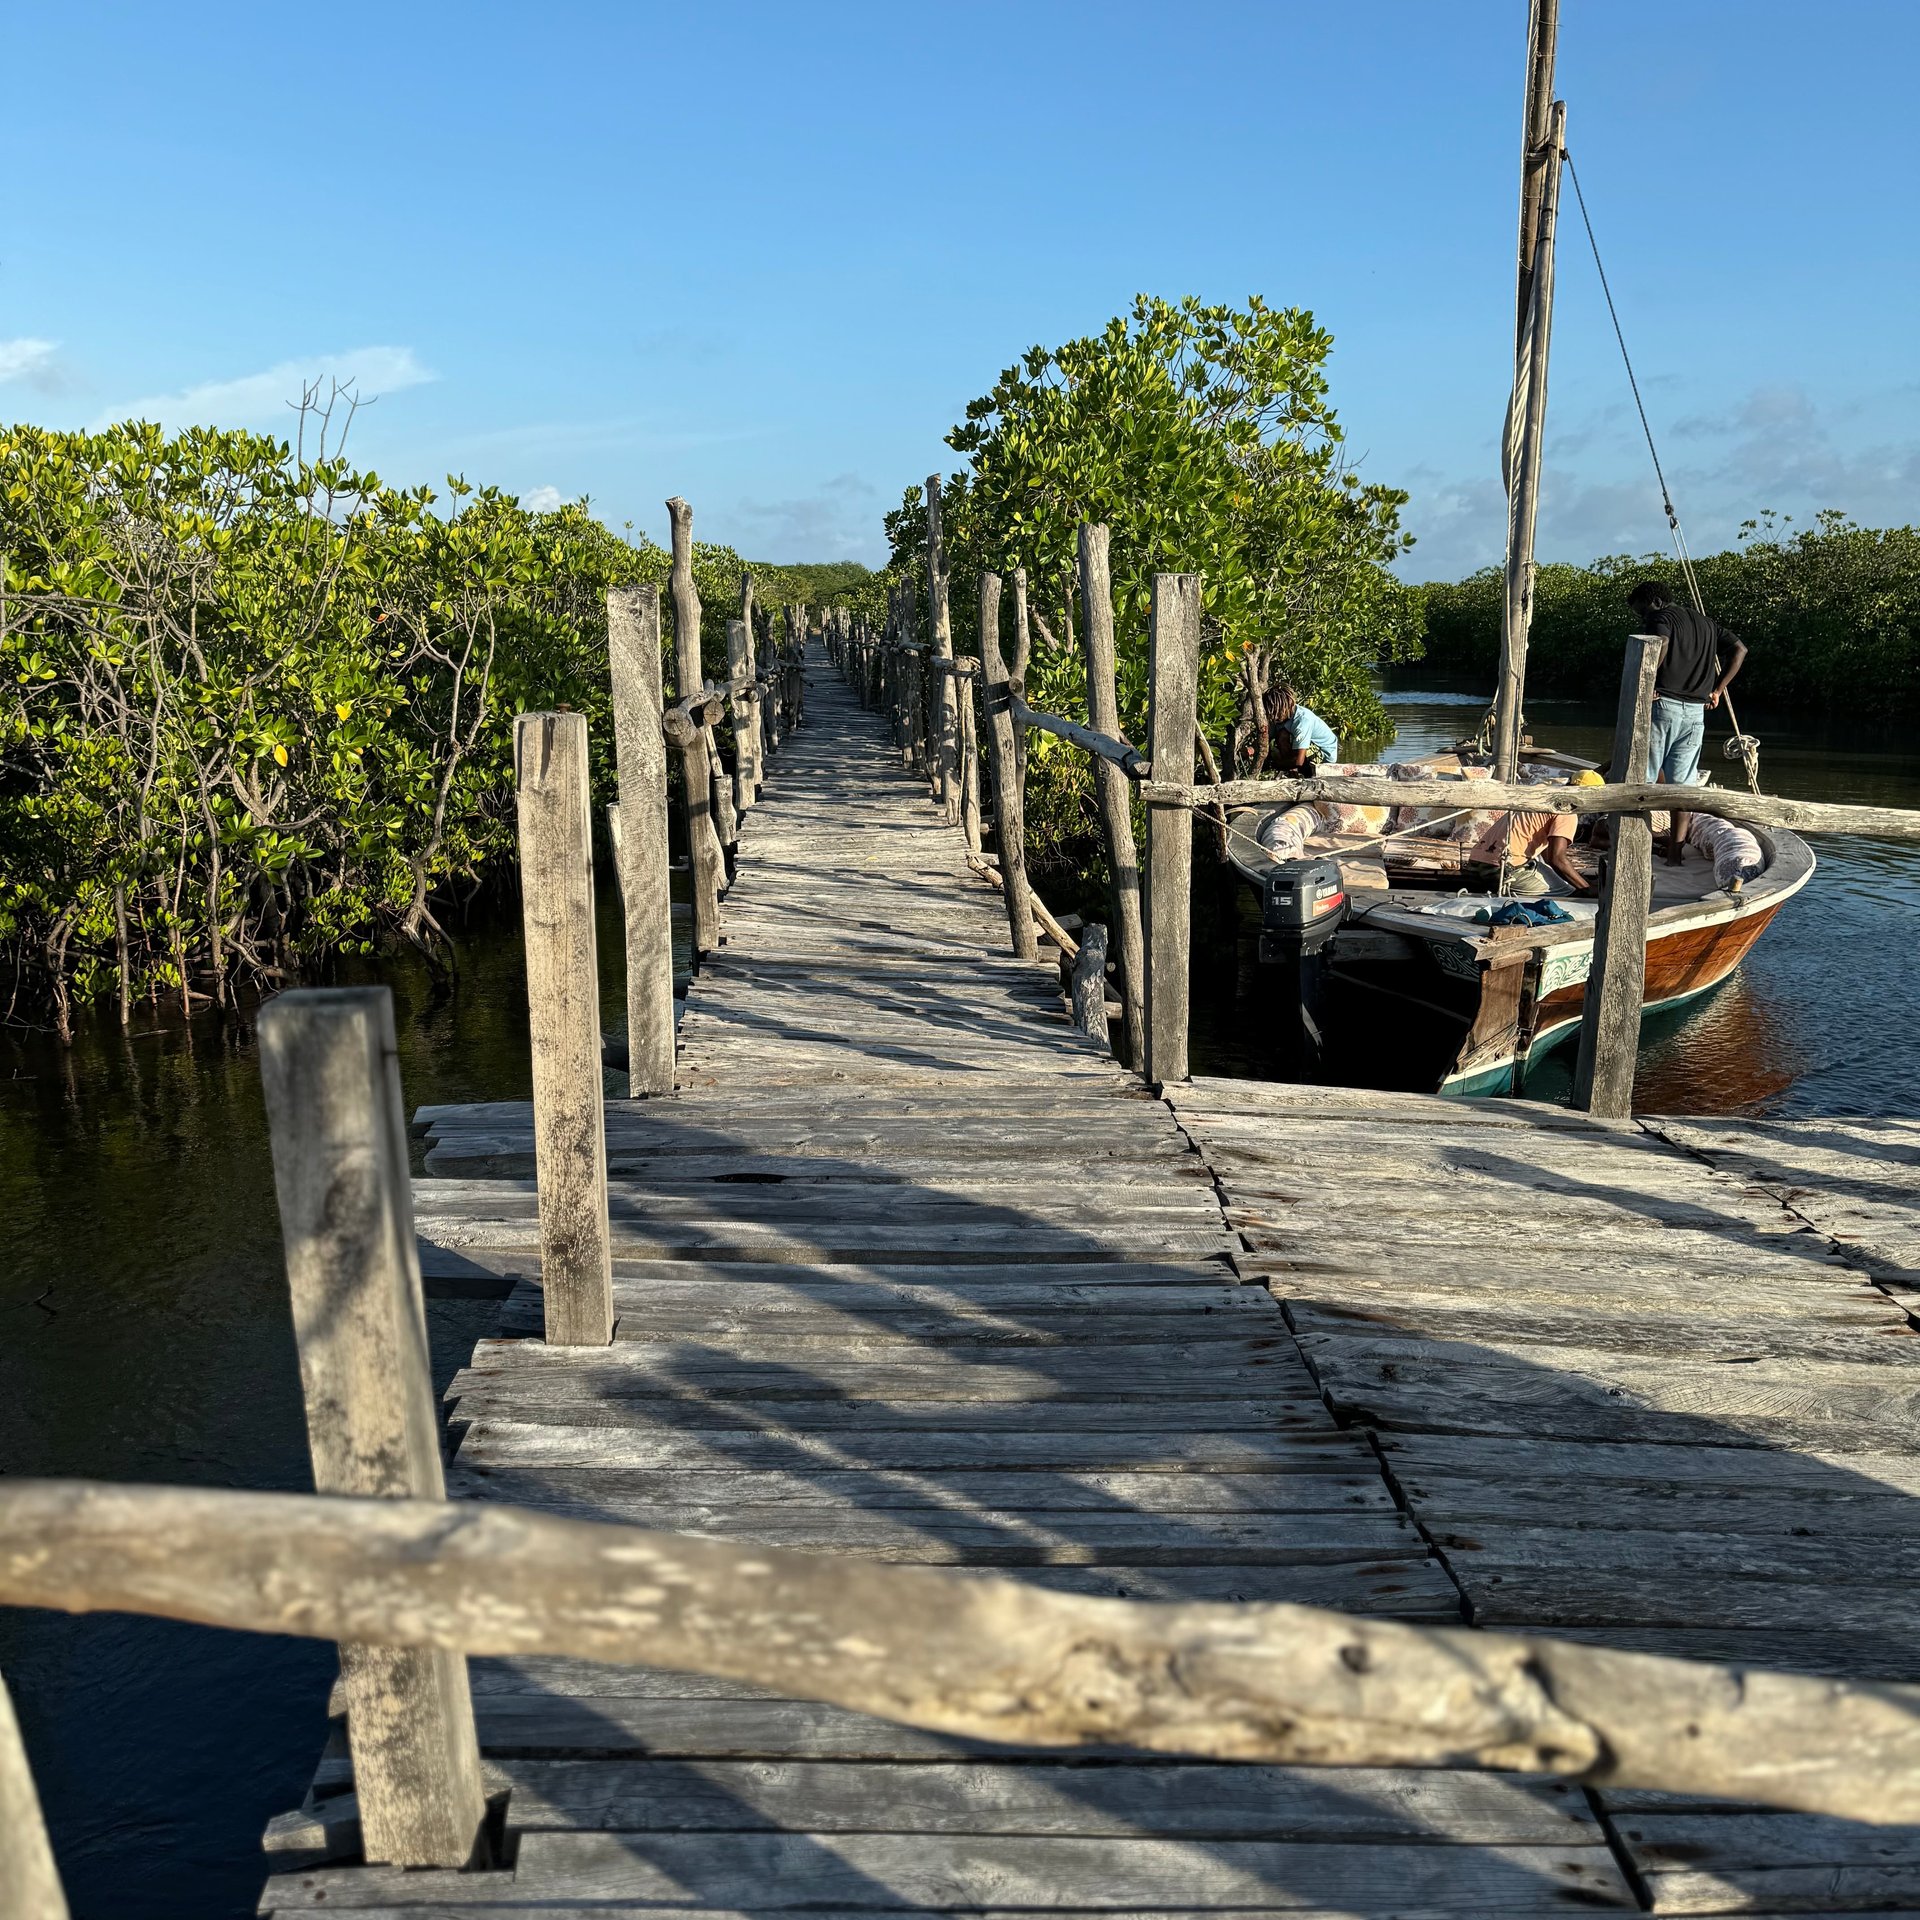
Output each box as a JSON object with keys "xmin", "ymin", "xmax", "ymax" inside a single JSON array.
[{"xmin": 1468, "ymin": 807, "xmax": 1577, "ymax": 869}]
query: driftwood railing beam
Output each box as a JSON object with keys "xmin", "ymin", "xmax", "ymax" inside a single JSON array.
[
  {"xmin": 666, "ymin": 497, "xmax": 726, "ymax": 948},
  {"xmin": 256, "ymin": 989, "xmax": 490, "ymax": 1869},
  {"xmin": 927, "ymin": 473, "xmax": 958, "ymax": 820},
  {"xmin": 511, "ymin": 714, "xmax": 616, "ymax": 1347},
  {"xmin": 1574, "ymin": 631, "xmax": 1661, "ymax": 1116},
  {"xmin": 606, "ymin": 585, "xmax": 675, "ymax": 1098},
  {"xmin": 1135, "ymin": 770, "xmax": 1920, "ymax": 841},
  {"xmin": 1013, "ymin": 700, "xmax": 1149, "ymax": 777},
  {"xmin": 0, "ymin": 1670, "xmax": 67, "ymax": 1919},
  {"xmin": 978, "ymin": 572, "xmax": 1038, "ymax": 962},
  {"xmin": 11, "ymin": 1480, "xmax": 1920, "ymax": 1829},
  {"xmin": 1143, "ymin": 573, "xmax": 1202, "ymax": 1085},
  {"xmin": 1079, "ymin": 523, "xmax": 1147, "ymax": 1071}
]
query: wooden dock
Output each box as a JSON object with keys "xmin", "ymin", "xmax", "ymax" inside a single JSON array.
[{"xmin": 251, "ymin": 653, "xmax": 1920, "ymax": 1917}]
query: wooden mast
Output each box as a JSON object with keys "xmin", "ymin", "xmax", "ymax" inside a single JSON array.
[{"xmin": 1493, "ymin": 0, "xmax": 1563, "ymax": 785}]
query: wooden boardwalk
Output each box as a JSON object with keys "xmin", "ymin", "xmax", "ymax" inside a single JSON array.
[{"xmin": 260, "ymin": 653, "xmax": 1920, "ymax": 1916}]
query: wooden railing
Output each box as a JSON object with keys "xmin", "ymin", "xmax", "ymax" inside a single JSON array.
[{"xmin": 830, "ymin": 531, "xmax": 1920, "ymax": 1118}]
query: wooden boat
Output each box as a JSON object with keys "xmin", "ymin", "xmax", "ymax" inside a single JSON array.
[
  {"xmin": 1225, "ymin": 785, "xmax": 1814, "ymax": 1095},
  {"xmin": 1221, "ymin": 0, "xmax": 1812, "ymax": 1097}
]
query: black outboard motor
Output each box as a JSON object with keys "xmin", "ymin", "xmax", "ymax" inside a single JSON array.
[{"xmin": 1257, "ymin": 855, "xmax": 1350, "ymax": 1068}]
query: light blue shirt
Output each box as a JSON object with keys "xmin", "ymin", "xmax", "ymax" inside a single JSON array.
[{"xmin": 1287, "ymin": 703, "xmax": 1339, "ymax": 762}]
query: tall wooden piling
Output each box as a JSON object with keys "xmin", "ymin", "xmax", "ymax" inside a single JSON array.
[
  {"xmin": 257, "ymin": 987, "xmax": 490, "ymax": 1869},
  {"xmin": 726, "ymin": 616, "xmax": 755, "ymax": 820},
  {"xmin": 1011, "ymin": 568, "xmax": 1033, "ymax": 790},
  {"xmin": 513, "ymin": 713, "xmax": 616, "ymax": 1345},
  {"xmin": 667, "ymin": 498, "xmax": 726, "ymax": 950},
  {"xmin": 979, "ymin": 572, "xmax": 1038, "ymax": 961},
  {"xmin": 607, "ymin": 585, "xmax": 676, "ymax": 1097},
  {"xmin": 739, "ymin": 572, "xmax": 765, "ymax": 796},
  {"xmin": 926, "ymin": 475, "xmax": 958, "ymax": 819},
  {"xmin": 1573, "ymin": 630, "xmax": 1662, "ymax": 1117},
  {"xmin": 1078, "ymin": 524, "xmax": 1146, "ymax": 1071},
  {"xmin": 1144, "ymin": 573, "xmax": 1202, "ymax": 1085}
]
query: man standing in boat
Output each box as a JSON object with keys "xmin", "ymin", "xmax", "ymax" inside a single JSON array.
[
  {"xmin": 1628, "ymin": 581, "xmax": 1749, "ymax": 862},
  {"xmin": 1263, "ymin": 682, "xmax": 1340, "ymax": 772}
]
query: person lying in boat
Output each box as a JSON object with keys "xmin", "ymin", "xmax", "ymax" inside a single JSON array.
[
  {"xmin": 1627, "ymin": 580, "xmax": 1749, "ymax": 865},
  {"xmin": 1263, "ymin": 682, "xmax": 1340, "ymax": 771}
]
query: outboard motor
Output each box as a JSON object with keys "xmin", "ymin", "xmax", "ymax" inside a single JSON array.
[
  {"xmin": 1258, "ymin": 856, "xmax": 1349, "ymax": 964},
  {"xmin": 1257, "ymin": 855, "xmax": 1350, "ymax": 1070}
]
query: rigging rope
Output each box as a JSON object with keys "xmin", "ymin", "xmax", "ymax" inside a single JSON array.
[{"xmin": 1561, "ymin": 146, "xmax": 1762, "ymax": 792}]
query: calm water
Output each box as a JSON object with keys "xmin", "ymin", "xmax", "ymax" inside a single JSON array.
[
  {"xmin": 3, "ymin": 696, "xmax": 1917, "ymax": 1915},
  {"xmin": 0, "ymin": 887, "xmax": 645, "ymax": 1919},
  {"xmin": 1191, "ymin": 685, "xmax": 1920, "ymax": 1114}
]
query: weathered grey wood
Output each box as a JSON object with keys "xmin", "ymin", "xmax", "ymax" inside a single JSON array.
[
  {"xmin": 1011, "ymin": 564, "xmax": 1033, "ymax": 789},
  {"xmin": 451, "ymin": 1753, "xmax": 1594, "ymax": 1839},
  {"xmin": 1079, "ymin": 523, "xmax": 1146, "ymax": 1069},
  {"xmin": 605, "ymin": 585, "xmax": 675, "ymax": 1096},
  {"xmin": 1495, "ymin": 95, "xmax": 1567, "ymax": 783},
  {"xmin": 1011, "ymin": 696, "xmax": 1150, "ymax": 774},
  {"xmin": 261, "ymin": 1829, "xmax": 1635, "ymax": 1910},
  {"xmin": 665, "ymin": 497, "xmax": 725, "ymax": 948},
  {"xmin": 511, "ymin": 714, "xmax": 614, "ymax": 1347},
  {"xmin": 957, "ymin": 669, "xmax": 983, "ymax": 853},
  {"xmin": 977, "ymin": 572, "xmax": 1039, "ymax": 960},
  {"xmin": 22, "ymin": 1480, "xmax": 1920, "ymax": 1820},
  {"xmin": 256, "ymin": 989, "xmax": 489, "ymax": 1869},
  {"xmin": 1573, "ymin": 629, "xmax": 1662, "ymax": 1116},
  {"xmin": 926, "ymin": 472, "xmax": 958, "ymax": 817},
  {"xmin": 1070, "ymin": 922, "xmax": 1111, "ymax": 1043},
  {"xmin": 725, "ymin": 615, "xmax": 755, "ymax": 818},
  {"xmin": 1143, "ymin": 571, "xmax": 1201, "ymax": 1086},
  {"xmin": 0, "ymin": 1670, "xmax": 66, "ymax": 1920}
]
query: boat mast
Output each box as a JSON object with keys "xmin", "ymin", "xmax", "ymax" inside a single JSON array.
[{"xmin": 1493, "ymin": 0, "xmax": 1565, "ymax": 784}]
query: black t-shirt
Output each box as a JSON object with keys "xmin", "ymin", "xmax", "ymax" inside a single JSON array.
[{"xmin": 1651, "ymin": 604, "xmax": 1742, "ymax": 703}]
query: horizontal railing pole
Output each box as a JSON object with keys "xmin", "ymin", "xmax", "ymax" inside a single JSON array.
[
  {"xmin": 1141, "ymin": 771, "xmax": 1920, "ymax": 841},
  {"xmin": 1013, "ymin": 698, "xmax": 1151, "ymax": 778},
  {"xmin": 7, "ymin": 1479, "xmax": 1920, "ymax": 1826}
]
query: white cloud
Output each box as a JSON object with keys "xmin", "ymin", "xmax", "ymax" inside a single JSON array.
[
  {"xmin": 731, "ymin": 473, "xmax": 885, "ymax": 563},
  {"xmin": 519, "ymin": 485, "xmax": 566, "ymax": 512},
  {"xmin": 98, "ymin": 345, "xmax": 435, "ymax": 432},
  {"xmin": 0, "ymin": 338, "xmax": 61, "ymax": 388}
]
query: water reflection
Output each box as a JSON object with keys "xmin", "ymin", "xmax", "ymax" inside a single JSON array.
[{"xmin": 1193, "ymin": 684, "xmax": 1920, "ymax": 1117}]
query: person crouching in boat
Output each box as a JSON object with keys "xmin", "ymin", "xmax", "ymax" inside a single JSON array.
[
  {"xmin": 1263, "ymin": 682, "xmax": 1340, "ymax": 772},
  {"xmin": 1627, "ymin": 580, "xmax": 1749, "ymax": 865},
  {"xmin": 1470, "ymin": 774, "xmax": 1597, "ymax": 899}
]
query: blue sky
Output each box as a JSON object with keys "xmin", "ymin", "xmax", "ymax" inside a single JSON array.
[{"xmin": 5, "ymin": 1, "xmax": 1916, "ymax": 578}]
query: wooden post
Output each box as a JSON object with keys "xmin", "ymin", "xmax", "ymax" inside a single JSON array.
[
  {"xmin": 256, "ymin": 987, "xmax": 489, "ymax": 1869},
  {"xmin": 927, "ymin": 475, "xmax": 958, "ymax": 819},
  {"xmin": 1070, "ymin": 923, "xmax": 1112, "ymax": 1046},
  {"xmin": 738, "ymin": 573, "xmax": 764, "ymax": 795},
  {"xmin": 726, "ymin": 616, "xmax": 754, "ymax": 819},
  {"xmin": 979, "ymin": 572, "xmax": 1038, "ymax": 961},
  {"xmin": 1078, "ymin": 524, "xmax": 1147, "ymax": 1072},
  {"xmin": 607, "ymin": 586, "xmax": 675, "ymax": 1098},
  {"xmin": 958, "ymin": 669, "xmax": 983, "ymax": 854},
  {"xmin": 1494, "ymin": 97, "xmax": 1568, "ymax": 784},
  {"xmin": 1144, "ymin": 573, "xmax": 1203, "ymax": 1086},
  {"xmin": 667, "ymin": 498, "xmax": 726, "ymax": 945},
  {"xmin": 513, "ymin": 713, "xmax": 616, "ymax": 1344},
  {"xmin": 1011, "ymin": 567, "xmax": 1033, "ymax": 791},
  {"xmin": 1573, "ymin": 631, "xmax": 1662, "ymax": 1118},
  {"xmin": 0, "ymin": 1672, "xmax": 67, "ymax": 1920}
]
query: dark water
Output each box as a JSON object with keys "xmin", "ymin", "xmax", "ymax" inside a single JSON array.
[
  {"xmin": 0, "ymin": 887, "xmax": 646, "ymax": 1920},
  {"xmin": 3, "ymin": 698, "xmax": 1916, "ymax": 1915},
  {"xmin": 1191, "ymin": 684, "xmax": 1920, "ymax": 1114}
]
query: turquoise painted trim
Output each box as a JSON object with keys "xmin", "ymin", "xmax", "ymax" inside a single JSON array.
[{"xmin": 1437, "ymin": 972, "xmax": 1731, "ymax": 1101}]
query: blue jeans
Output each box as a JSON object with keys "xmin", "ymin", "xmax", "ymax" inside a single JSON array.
[{"xmin": 1648, "ymin": 697, "xmax": 1705, "ymax": 785}]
